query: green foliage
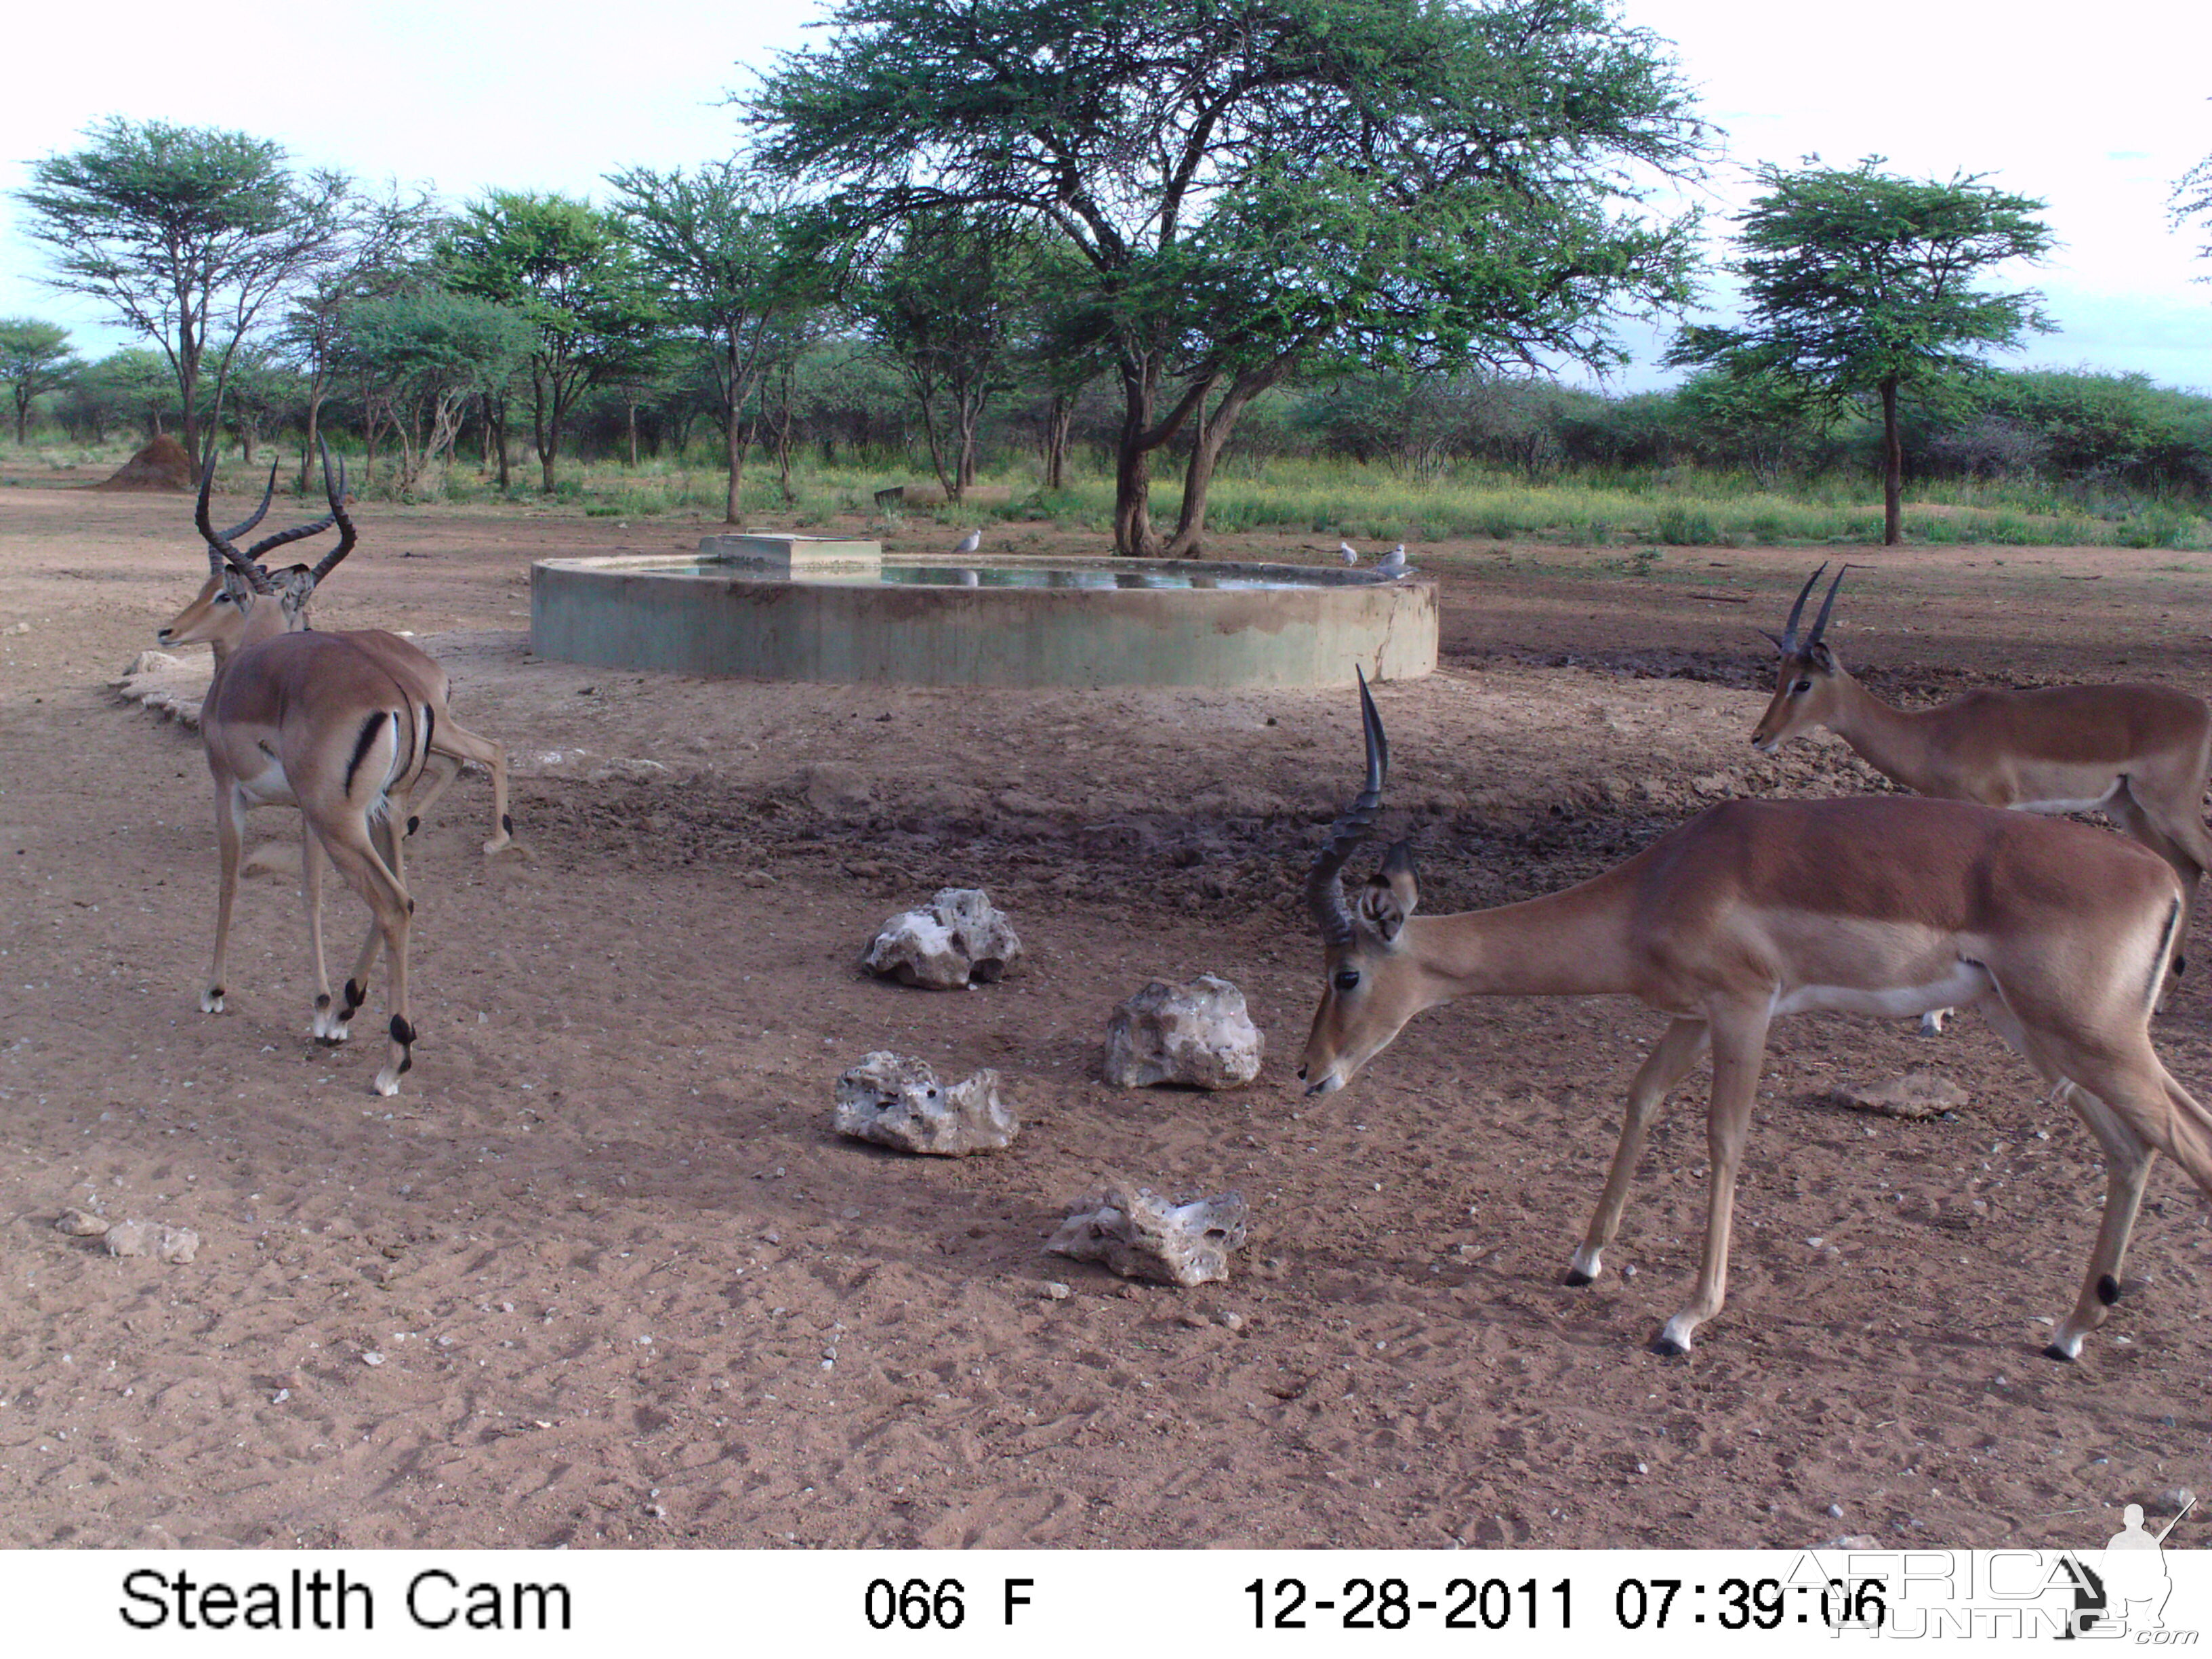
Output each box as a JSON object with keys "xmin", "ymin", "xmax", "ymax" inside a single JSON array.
[
  {"xmin": 439, "ymin": 190, "xmax": 661, "ymax": 490},
  {"xmin": 0, "ymin": 317, "xmax": 82, "ymax": 443},
  {"xmin": 14, "ymin": 117, "xmax": 352, "ymax": 457},
  {"xmin": 1672, "ymin": 157, "xmax": 2054, "ymax": 398},
  {"xmin": 606, "ymin": 162, "xmax": 835, "ymax": 518},
  {"xmin": 1671, "ymin": 155, "xmax": 2053, "ymax": 544},
  {"xmin": 752, "ymin": 0, "xmax": 1711, "ymax": 551}
]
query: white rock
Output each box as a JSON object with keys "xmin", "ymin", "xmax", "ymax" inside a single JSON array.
[
  {"xmin": 54, "ymin": 1208, "xmax": 110, "ymax": 1237},
  {"xmin": 104, "ymin": 1221, "xmax": 157, "ymax": 1258},
  {"xmin": 833, "ymin": 1052, "xmax": 1017, "ymax": 1155},
  {"xmin": 1103, "ymin": 975, "xmax": 1263, "ymax": 1089},
  {"xmin": 157, "ymin": 1227, "xmax": 200, "ymax": 1265},
  {"xmin": 1044, "ymin": 1180, "xmax": 1250, "ymax": 1287},
  {"xmin": 863, "ymin": 888, "xmax": 1022, "ymax": 989}
]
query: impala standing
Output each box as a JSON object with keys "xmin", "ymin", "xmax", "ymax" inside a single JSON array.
[
  {"xmin": 160, "ymin": 449, "xmax": 514, "ymax": 853},
  {"xmin": 1750, "ymin": 565, "xmax": 2212, "ymax": 1023},
  {"xmin": 1300, "ymin": 672, "xmax": 2212, "ymax": 1359},
  {"xmin": 178, "ymin": 457, "xmax": 512, "ymax": 1094}
]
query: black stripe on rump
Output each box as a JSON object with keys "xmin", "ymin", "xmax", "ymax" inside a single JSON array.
[
  {"xmin": 344, "ymin": 710, "xmax": 390, "ymax": 795},
  {"xmin": 2149, "ymin": 898, "xmax": 2183, "ymax": 1012}
]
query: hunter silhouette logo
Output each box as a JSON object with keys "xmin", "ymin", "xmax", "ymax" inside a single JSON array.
[{"xmin": 2060, "ymin": 1498, "xmax": 2196, "ymax": 1639}]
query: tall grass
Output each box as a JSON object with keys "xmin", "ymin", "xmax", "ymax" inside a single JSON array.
[{"xmin": 44, "ymin": 435, "xmax": 2211, "ymax": 550}]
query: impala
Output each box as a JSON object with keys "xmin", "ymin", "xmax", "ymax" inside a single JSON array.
[
  {"xmin": 1298, "ymin": 672, "xmax": 2212, "ymax": 1359},
  {"xmin": 159, "ymin": 450, "xmax": 514, "ymax": 855},
  {"xmin": 1751, "ymin": 565, "xmax": 2212, "ymax": 1027},
  {"xmin": 179, "ymin": 457, "xmax": 512, "ymax": 1094}
]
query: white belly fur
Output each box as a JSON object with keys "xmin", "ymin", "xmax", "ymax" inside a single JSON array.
[
  {"xmin": 1770, "ymin": 960, "xmax": 1994, "ymax": 1020},
  {"xmin": 2013, "ymin": 781, "xmax": 2123, "ymax": 816},
  {"xmin": 236, "ymin": 759, "xmax": 295, "ymax": 807}
]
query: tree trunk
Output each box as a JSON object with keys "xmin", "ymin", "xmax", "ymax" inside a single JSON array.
[
  {"xmin": 723, "ymin": 392, "xmax": 746, "ymax": 525},
  {"xmin": 1881, "ymin": 377, "xmax": 1903, "ymax": 546},
  {"xmin": 1044, "ymin": 393, "xmax": 1075, "ymax": 491},
  {"xmin": 1112, "ymin": 356, "xmax": 1160, "ymax": 555},
  {"xmin": 532, "ymin": 371, "xmax": 557, "ymax": 493},
  {"xmin": 301, "ymin": 381, "xmax": 327, "ymax": 493},
  {"xmin": 626, "ymin": 400, "xmax": 639, "ymax": 468},
  {"xmin": 1164, "ymin": 364, "xmax": 1290, "ymax": 558},
  {"xmin": 13, "ymin": 393, "xmax": 28, "ymax": 446}
]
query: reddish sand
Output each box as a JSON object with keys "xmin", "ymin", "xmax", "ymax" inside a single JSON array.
[{"xmin": 3, "ymin": 472, "xmax": 2209, "ymax": 1549}]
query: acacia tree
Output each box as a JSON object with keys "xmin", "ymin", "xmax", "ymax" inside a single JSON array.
[
  {"xmin": 1669, "ymin": 158, "xmax": 2053, "ymax": 546},
  {"xmin": 440, "ymin": 192, "xmax": 659, "ymax": 492},
  {"xmin": 752, "ymin": 0, "xmax": 1706, "ymax": 555},
  {"xmin": 0, "ymin": 319, "xmax": 81, "ymax": 444},
  {"xmin": 14, "ymin": 117, "xmax": 350, "ymax": 462},
  {"xmin": 605, "ymin": 163, "xmax": 826, "ymax": 521},
  {"xmin": 281, "ymin": 183, "xmax": 441, "ymax": 491},
  {"xmin": 855, "ymin": 210, "xmax": 1042, "ymax": 499},
  {"xmin": 335, "ymin": 286, "xmax": 534, "ymax": 495}
]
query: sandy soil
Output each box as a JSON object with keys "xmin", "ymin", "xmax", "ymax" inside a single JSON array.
[{"xmin": 3, "ymin": 470, "xmax": 2211, "ymax": 1551}]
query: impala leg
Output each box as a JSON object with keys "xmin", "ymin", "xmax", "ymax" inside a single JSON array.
[
  {"xmin": 1656, "ymin": 1004, "xmax": 1771, "ymax": 1355},
  {"xmin": 1568, "ymin": 1017, "xmax": 1710, "ymax": 1285},
  {"xmin": 401, "ymin": 752, "xmax": 462, "ymax": 839},
  {"xmin": 333, "ymin": 815, "xmax": 403, "ymax": 1038},
  {"xmin": 2044, "ymin": 1080, "xmax": 2153, "ymax": 1361},
  {"xmin": 304, "ymin": 828, "xmax": 345, "ymax": 1042},
  {"xmin": 433, "ymin": 720, "xmax": 515, "ymax": 854},
  {"xmin": 316, "ymin": 823, "xmax": 415, "ymax": 1097},
  {"xmin": 203, "ymin": 785, "xmax": 247, "ymax": 1013}
]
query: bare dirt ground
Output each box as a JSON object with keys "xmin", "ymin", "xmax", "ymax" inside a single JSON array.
[{"xmin": 4, "ymin": 466, "xmax": 2211, "ymax": 1552}]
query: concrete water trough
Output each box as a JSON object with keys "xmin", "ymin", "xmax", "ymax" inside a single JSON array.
[{"xmin": 530, "ymin": 535, "xmax": 1437, "ymax": 689}]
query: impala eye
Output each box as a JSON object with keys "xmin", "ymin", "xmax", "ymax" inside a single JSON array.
[
  {"xmin": 1332, "ymin": 967, "xmax": 1361, "ymax": 993},
  {"xmin": 1792, "ymin": 678, "xmax": 1811, "ymax": 694}
]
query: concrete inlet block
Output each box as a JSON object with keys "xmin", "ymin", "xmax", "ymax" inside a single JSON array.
[{"xmin": 697, "ymin": 533, "xmax": 882, "ymax": 575}]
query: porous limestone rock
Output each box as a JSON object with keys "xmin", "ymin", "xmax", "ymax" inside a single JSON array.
[
  {"xmin": 54, "ymin": 1208, "xmax": 109, "ymax": 1237},
  {"xmin": 1103, "ymin": 975, "xmax": 1263, "ymax": 1089},
  {"xmin": 102, "ymin": 1220, "xmax": 199, "ymax": 1263},
  {"xmin": 1044, "ymin": 1180, "xmax": 1250, "ymax": 1287},
  {"xmin": 833, "ymin": 1052, "xmax": 1017, "ymax": 1155},
  {"xmin": 863, "ymin": 888, "xmax": 1022, "ymax": 989}
]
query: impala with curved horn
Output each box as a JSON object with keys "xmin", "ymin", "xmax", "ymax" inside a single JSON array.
[
  {"xmin": 1300, "ymin": 671, "xmax": 2212, "ymax": 1359},
  {"xmin": 175, "ymin": 454, "xmax": 512, "ymax": 1094},
  {"xmin": 1752, "ymin": 564, "xmax": 2212, "ymax": 1031},
  {"xmin": 160, "ymin": 449, "xmax": 514, "ymax": 855}
]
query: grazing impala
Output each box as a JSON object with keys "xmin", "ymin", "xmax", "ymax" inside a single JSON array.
[
  {"xmin": 1299, "ymin": 672, "xmax": 2212, "ymax": 1359},
  {"xmin": 1750, "ymin": 565, "xmax": 2212, "ymax": 1021},
  {"xmin": 160, "ymin": 449, "xmax": 514, "ymax": 853},
  {"xmin": 177, "ymin": 456, "xmax": 511, "ymax": 1094}
]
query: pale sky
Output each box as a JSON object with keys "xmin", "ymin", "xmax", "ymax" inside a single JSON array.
[{"xmin": 1, "ymin": 0, "xmax": 2207, "ymax": 393}]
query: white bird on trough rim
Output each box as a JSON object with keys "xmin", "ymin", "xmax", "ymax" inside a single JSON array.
[
  {"xmin": 1338, "ymin": 540, "xmax": 1360, "ymax": 566},
  {"xmin": 1376, "ymin": 544, "xmax": 1408, "ymax": 575},
  {"xmin": 954, "ymin": 528, "xmax": 982, "ymax": 555}
]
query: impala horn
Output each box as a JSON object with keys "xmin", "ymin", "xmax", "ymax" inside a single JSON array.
[
  {"xmin": 1307, "ymin": 666, "xmax": 1390, "ymax": 947},
  {"xmin": 1806, "ymin": 562, "xmax": 1848, "ymax": 648},
  {"xmin": 241, "ymin": 442, "xmax": 345, "ymax": 571},
  {"xmin": 1761, "ymin": 562, "xmax": 1850, "ymax": 657},
  {"xmin": 1759, "ymin": 562, "xmax": 1826, "ymax": 655},
  {"xmin": 194, "ymin": 455, "xmax": 274, "ymax": 594},
  {"xmin": 302, "ymin": 441, "xmax": 356, "ymax": 588}
]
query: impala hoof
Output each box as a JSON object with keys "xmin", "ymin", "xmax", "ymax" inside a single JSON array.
[
  {"xmin": 1563, "ymin": 1268, "xmax": 1596, "ymax": 1288},
  {"xmin": 200, "ymin": 987, "xmax": 225, "ymax": 1015},
  {"xmin": 2042, "ymin": 1340, "xmax": 2080, "ymax": 1363},
  {"xmin": 371, "ymin": 1067, "xmax": 402, "ymax": 1098},
  {"xmin": 1651, "ymin": 1332, "xmax": 1692, "ymax": 1357}
]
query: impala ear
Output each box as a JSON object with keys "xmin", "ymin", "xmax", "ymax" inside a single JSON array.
[
  {"xmin": 1808, "ymin": 639, "xmax": 1837, "ymax": 672},
  {"xmin": 1358, "ymin": 839, "xmax": 1420, "ymax": 942}
]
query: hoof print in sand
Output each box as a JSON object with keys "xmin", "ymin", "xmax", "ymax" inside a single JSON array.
[
  {"xmin": 1103, "ymin": 974, "xmax": 1263, "ymax": 1089},
  {"xmin": 863, "ymin": 888, "xmax": 1022, "ymax": 989},
  {"xmin": 834, "ymin": 1051, "xmax": 1017, "ymax": 1155},
  {"xmin": 1046, "ymin": 1180, "xmax": 1249, "ymax": 1287}
]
